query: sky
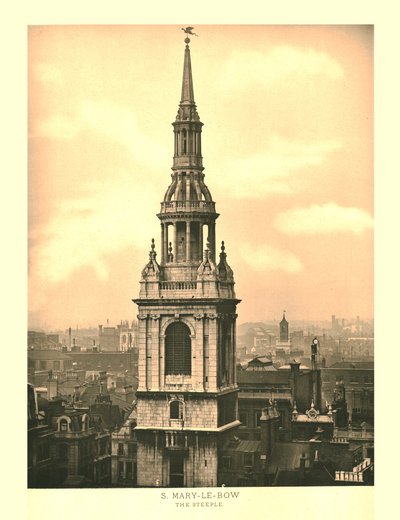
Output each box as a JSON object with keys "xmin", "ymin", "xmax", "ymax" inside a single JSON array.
[{"xmin": 28, "ymin": 25, "xmax": 373, "ymax": 330}]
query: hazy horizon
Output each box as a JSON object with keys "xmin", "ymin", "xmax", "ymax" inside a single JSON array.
[{"xmin": 28, "ymin": 25, "xmax": 373, "ymax": 331}]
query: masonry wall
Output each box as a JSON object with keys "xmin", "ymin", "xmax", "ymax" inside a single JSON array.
[
  {"xmin": 136, "ymin": 431, "xmax": 219, "ymax": 487},
  {"xmin": 136, "ymin": 394, "xmax": 220, "ymax": 429}
]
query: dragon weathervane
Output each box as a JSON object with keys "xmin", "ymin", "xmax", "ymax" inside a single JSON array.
[{"xmin": 181, "ymin": 26, "xmax": 198, "ymax": 42}]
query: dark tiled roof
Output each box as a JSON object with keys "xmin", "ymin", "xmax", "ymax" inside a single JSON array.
[
  {"xmin": 267, "ymin": 442, "xmax": 308, "ymax": 474},
  {"xmin": 238, "ymin": 370, "xmax": 290, "ymax": 384},
  {"xmin": 326, "ymin": 362, "xmax": 374, "ymax": 369},
  {"xmin": 224, "ymin": 439, "xmax": 261, "ymax": 453},
  {"xmin": 28, "ymin": 350, "xmax": 72, "ymax": 360},
  {"xmin": 273, "ymin": 469, "xmax": 302, "ymax": 486},
  {"xmin": 248, "ymin": 357, "xmax": 274, "ymax": 365}
]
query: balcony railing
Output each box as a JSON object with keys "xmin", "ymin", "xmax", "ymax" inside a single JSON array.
[
  {"xmin": 160, "ymin": 201, "xmax": 216, "ymax": 213},
  {"xmin": 165, "ymin": 431, "xmax": 188, "ymax": 451},
  {"xmin": 160, "ymin": 281, "xmax": 197, "ymax": 290}
]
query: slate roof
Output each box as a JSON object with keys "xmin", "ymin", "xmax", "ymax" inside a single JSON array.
[
  {"xmin": 273, "ymin": 469, "xmax": 302, "ymax": 486},
  {"xmin": 248, "ymin": 357, "xmax": 274, "ymax": 365},
  {"xmin": 327, "ymin": 361, "xmax": 374, "ymax": 370},
  {"xmin": 266, "ymin": 442, "xmax": 309, "ymax": 474},
  {"xmin": 28, "ymin": 350, "xmax": 72, "ymax": 360},
  {"xmin": 224, "ymin": 439, "xmax": 261, "ymax": 453},
  {"xmin": 238, "ymin": 371, "xmax": 290, "ymax": 385}
]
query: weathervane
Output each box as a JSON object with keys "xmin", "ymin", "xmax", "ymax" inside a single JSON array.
[{"xmin": 181, "ymin": 26, "xmax": 198, "ymax": 43}]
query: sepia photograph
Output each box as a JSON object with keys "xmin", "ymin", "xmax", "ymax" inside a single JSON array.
[{"xmin": 27, "ymin": 24, "xmax": 374, "ymax": 493}]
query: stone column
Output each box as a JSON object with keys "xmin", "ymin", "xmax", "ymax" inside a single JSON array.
[
  {"xmin": 159, "ymin": 327, "xmax": 166, "ymax": 391},
  {"xmin": 145, "ymin": 317, "xmax": 152, "ymax": 390},
  {"xmin": 232, "ymin": 314, "xmax": 237, "ymax": 385},
  {"xmin": 203, "ymin": 316, "xmax": 209, "ymax": 390},
  {"xmin": 194, "ymin": 314, "xmax": 204, "ymax": 389},
  {"xmin": 151, "ymin": 314, "xmax": 160, "ymax": 391},
  {"xmin": 186, "ymin": 221, "xmax": 191, "ymax": 261},
  {"xmin": 137, "ymin": 314, "xmax": 148, "ymax": 392},
  {"xmin": 161, "ymin": 223, "xmax": 165, "ymax": 264},
  {"xmin": 207, "ymin": 314, "xmax": 218, "ymax": 391},
  {"xmin": 173, "ymin": 222, "xmax": 178, "ymax": 263},
  {"xmin": 199, "ymin": 222, "xmax": 203, "ymax": 258},
  {"xmin": 209, "ymin": 222, "xmax": 216, "ymax": 261}
]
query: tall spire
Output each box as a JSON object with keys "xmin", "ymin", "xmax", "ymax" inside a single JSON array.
[
  {"xmin": 174, "ymin": 35, "xmax": 201, "ymax": 126},
  {"xmin": 155, "ymin": 30, "xmax": 220, "ymax": 268},
  {"xmin": 181, "ymin": 42, "xmax": 195, "ymax": 104}
]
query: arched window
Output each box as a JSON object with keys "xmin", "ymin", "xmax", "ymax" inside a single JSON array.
[
  {"xmin": 165, "ymin": 322, "xmax": 191, "ymax": 375},
  {"xmin": 182, "ymin": 129, "xmax": 187, "ymax": 154},
  {"xmin": 59, "ymin": 419, "xmax": 68, "ymax": 432},
  {"xmin": 170, "ymin": 400, "xmax": 183, "ymax": 419}
]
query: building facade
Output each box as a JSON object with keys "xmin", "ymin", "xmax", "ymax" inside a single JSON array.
[{"xmin": 133, "ymin": 35, "xmax": 240, "ymax": 487}]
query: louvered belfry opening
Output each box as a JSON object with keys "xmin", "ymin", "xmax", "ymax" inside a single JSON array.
[{"xmin": 165, "ymin": 322, "xmax": 191, "ymax": 375}]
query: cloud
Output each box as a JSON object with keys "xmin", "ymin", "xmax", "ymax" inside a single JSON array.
[
  {"xmin": 36, "ymin": 114, "xmax": 83, "ymax": 140},
  {"xmin": 218, "ymin": 135, "xmax": 341, "ymax": 197},
  {"xmin": 34, "ymin": 99, "xmax": 169, "ymax": 168},
  {"xmin": 29, "ymin": 171, "xmax": 159, "ymax": 287},
  {"xmin": 240, "ymin": 244, "xmax": 303, "ymax": 273},
  {"xmin": 219, "ymin": 46, "xmax": 344, "ymax": 91},
  {"xmin": 274, "ymin": 203, "xmax": 374, "ymax": 235},
  {"xmin": 34, "ymin": 63, "xmax": 64, "ymax": 85}
]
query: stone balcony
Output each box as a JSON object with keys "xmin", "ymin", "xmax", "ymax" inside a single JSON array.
[
  {"xmin": 334, "ymin": 458, "xmax": 372, "ymax": 483},
  {"xmin": 160, "ymin": 200, "xmax": 216, "ymax": 214},
  {"xmin": 139, "ymin": 278, "xmax": 236, "ymax": 300}
]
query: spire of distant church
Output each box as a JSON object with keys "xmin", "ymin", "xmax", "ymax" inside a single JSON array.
[{"xmin": 279, "ymin": 310, "xmax": 289, "ymax": 342}]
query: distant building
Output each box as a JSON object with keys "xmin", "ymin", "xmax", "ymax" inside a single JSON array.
[
  {"xmin": 111, "ymin": 412, "xmax": 138, "ymax": 486},
  {"xmin": 275, "ymin": 311, "xmax": 291, "ymax": 357},
  {"xmin": 237, "ymin": 355, "xmax": 321, "ymax": 443},
  {"xmin": 98, "ymin": 324, "xmax": 120, "ymax": 351},
  {"xmin": 28, "ymin": 384, "xmax": 55, "ymax": 487},
  {"xmin": 27, "ymin": 384, "xmax": 121, "ymax": 487},
  {"xmin": 119, "ymin": 320, "xmax": 137, "ymax": 352},
  {"xmin": 28, "ymin": 331, "xmax": 61, "ymax": 350},
  {"xmin": 28, "ymin": 350, "xmax": 73, "ymax": 385},
  {"xmin": 320, "ymin": 361, "xmax": 374, "ymax": 426}
]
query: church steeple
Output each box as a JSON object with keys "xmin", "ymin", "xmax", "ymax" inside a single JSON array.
[
  {"xmin": 133, "ymin": 30, "xmax": 240, "ymax": 488},
  {"xmin": 157, "ymin": 34, "xmax": 220, "ymax": 266},
  {"xmin": 280, "ymin": 310, "xmax": 289, "ymax": 342}
]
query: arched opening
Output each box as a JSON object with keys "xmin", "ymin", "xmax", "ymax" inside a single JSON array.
[
  {"xmin": 59, "ymin": 418, "xmax": 68, "ymax": 432},
  {"xmin": 170, "ymin": 400, "xmax": 183, "ymax": 419},
  {"xmin": 182, "ymin": 129, "xmax": 187, "ymax": 154},
  {"xmin": 165, "ymin": 322, "xmax": 191, "ymax": 375}
]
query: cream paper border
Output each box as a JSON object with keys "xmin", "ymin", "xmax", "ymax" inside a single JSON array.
[{"xmin": 6, "ymin": 1, "xmax": 398, "ymax": 519}]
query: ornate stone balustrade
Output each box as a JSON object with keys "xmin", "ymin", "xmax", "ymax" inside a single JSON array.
[
  {"xmin": 160, "ymin": 281, "xmax": 197, "ymax": 290},
  {"xmin": 160, "ymin": 200, "xmax": 216, "ymax": 213},
  {"xmin": 335, "ymin": 471, "xmax": 364, "ymax": 482}
]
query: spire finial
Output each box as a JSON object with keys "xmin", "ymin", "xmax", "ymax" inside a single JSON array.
[
  {"xmin": 181, "ymin": 27, "xmax": 198, "ymax": 42},
  {"xmin": 221, "ymin": 240, "xmax": 225, "ymax": 252},
  {"xmin": 149, "ymin": 238, "xmax": 157, "ymax": 260}
]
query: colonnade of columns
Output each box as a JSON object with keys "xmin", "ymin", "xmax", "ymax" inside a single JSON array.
[
  {"xmin": 174, "ymin": 128, "xmax": 202, "ymax": 157},
  {"xmin": 160, "ymin": 220, "xmax": 216, "ymax": 264}
]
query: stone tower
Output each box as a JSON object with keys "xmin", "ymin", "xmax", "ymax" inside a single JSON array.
[
  {"xmin": 279, "ymin": 311, "xmax": 289, "ymax": 342},
  {"xmin": 133, "ymin": 34, "xmax": 240, "ymax": 488}
]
